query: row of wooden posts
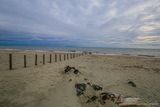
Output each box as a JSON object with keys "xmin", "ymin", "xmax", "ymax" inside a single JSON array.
[{"xmin": 9, "ymin": 52, "xmax": 85, "ymax": 70}]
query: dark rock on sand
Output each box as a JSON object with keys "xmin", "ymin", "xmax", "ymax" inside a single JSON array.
[
  {"xmin": 86, "ymin": 96, "xmax": 98, "ymax": 103},
  {"xmin": 73, "ymin": 69, "xmax": 80, "ymax": 74},
  {"xmin": 64, "ymin": 66, "xmax": 72, "ymax": 73},
  {"xmin": 99, "ymin": 92, "xmax": 111, "ymax": 105},
  {"xmin": 100, "ymin": 92, "xmax": 110, "ymax": 101},
  {"xmin": 87, "ymin": 82, "xmax": 91, "ymax": 86},
  {"xmin": 75, "ymin": 83, "xmax": 86, "ymax": 96},
  {"xmin": 64, "ymin": 66, "xmax": 80, "ymax": 74},
  {"xmin": 92, "ymin": 84, "xmax": 103, "ymax": 91},
  {"xmin": 84, "ymin": 78, "xmax": 88, "ymax": 81},
  {"xmin": 128, "ymin": 81, "xmax": 136, "ymax": 87},
  {"xmin": 69, "ymin": 79, "xmax": 72, "ymax": 82},
  {"xmin": 152, "ymin": 68, "xmax": 160, "ymax": 73}
]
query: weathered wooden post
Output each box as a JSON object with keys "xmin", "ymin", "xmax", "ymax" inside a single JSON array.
[
  {"xmin": 55, "ymin": 54, "xmax": 57, "ymax": 62},
  {"xmin": 67, "ymin": 53, "xmax": 68, "ymax": 60},
  {"xmin": 70, "ymin": 53, "xmax": 72, "ymax": 59},
  {"xmin": 9, "ymin": 53, "xmax": 12, "ymax": 70},
  {"xmin": 35, "ymin": 54, "xmax": 37, "ymax": 66},
  {"xmin": 73, "ymin": 53, "xmax": 75, "ymax": 58},
  {"xmin": 49, "ymin": 53, "xmax": 52, "ymax": 63},
  {"xmin": 43, "ymin": 54, "xmax": 45, "ymax": 65},
  {"xmin": 59, "ymin": 54, "xmax": 61, "ymax": 61},
  {"xmin": 64, "ymin": 54, "xmax": 66, "ymax": 61},
  {"xmin": 68, "ymin": 53, "xmax": 69, "ymax": 60},
  {"xmin": 24, "ymin": 55, "xmax": 26, "ymax": 68}
]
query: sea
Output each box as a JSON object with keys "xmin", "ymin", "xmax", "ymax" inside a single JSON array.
[{"xmin": 0, "ymin": 46, "xmax": 160, "ymax": 57}]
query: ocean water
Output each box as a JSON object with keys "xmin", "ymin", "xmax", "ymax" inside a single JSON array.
[{"xmin": 0, "ymin": 46, "xmax": 160, "ymax": 56}]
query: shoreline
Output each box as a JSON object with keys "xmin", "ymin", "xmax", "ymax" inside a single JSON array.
[{"xmin": 0, "ymin": 49, "xmax": 160, "ymax": 58}]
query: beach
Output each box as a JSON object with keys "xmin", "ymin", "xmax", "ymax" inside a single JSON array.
[{"xmin": 0, "ymin": 51, "xmax": 160, "ymax": 107}]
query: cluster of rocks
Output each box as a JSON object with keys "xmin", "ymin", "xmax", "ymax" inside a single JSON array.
[
  {"xmin": 64, "ymin": 66, "xmax": 80, "ymax": 74},
  {"xmin": 63, "ymin": 66, "xmax": 150, "ymax": 107},
  {"xmin": 75, "ymin": 82, "xmax": 123, "ymax": 106},
  {"xmin": 64, "ymin": 66, "xmax": 123, "ymax": 106}
]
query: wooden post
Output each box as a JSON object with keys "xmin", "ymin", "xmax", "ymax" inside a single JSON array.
[
  {"xmin": 67, "ymin": 53, "xmax": 69, "ymax": 60},
  {"xmin": 70, "ymin": 53, "xmax": 72, "ymax": 59},
  {"xmin": 43, "ymin": 54, "xmax": 45, "ymax": 64},
  {"xmin": 9, "ymin": 53, "xmax": 12, "ymax": 70},
  {"xmin": 24, "ymin": 55, "xmax": 26, "ymax": 68},
  {"xmin": 59, "ymin": 54, "xmax": 61, "ymax": 61},
  {"xmin": 55, "ymin": 54, "xmax": 57, "ymax": 62},
  {"xmin": 66, "ymin": 53, "xmax": 68, "ymax": 60},
  {"xmin": 49, "ymin": 54, "xmax": 52, "ymax": 63},
  {"xmin": 64, "ymin": 53, "xmax": 66, "ymax": 61},
  {"xmin": 35, "ymin": 54, "xmax": 37, "ymax": 66}
]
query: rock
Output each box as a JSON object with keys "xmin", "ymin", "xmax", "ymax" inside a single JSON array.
[
  {"xmin": 109, "ymin": 94, "xmax": 116, "ymax": 102},
  {"xmin": 87, "ymin": 82, "xmax": 91, "ymax": 86},
  {"xmin": 64, "ymin": 66, "xmax": 80, "ymax": 74},
  {"xmin": 86, "ymin": 96, "xmax": 98, "ymax": 103},
  {"xmin": 64, "ymin": 66, "xmax": 72, "ymax": 73},
  {"xmin": 99, "ymin": 92, "xmax": 124, "ymax": 105},
  {"xmin": 100, "ymin": 92, "xmax": 110, "ymax": 101},
  {"xmin": 69, "ymin": 79, "xmax": 72, "ymax": 82},
  {"xmin": 84, "ymin": 78, "xmax": 88, "ymax": 81},
  {"xmin": 75, "ymin": 83, "xmax": 86, "ymax": 96},
  {"xmin": 128, "ymin": 81, "xmax": 136, "ymax": 87},
  {"xmin": 74, "ymin": 69, "xmax": 79, "ymax": 74},
  {"xmin": 99, "ymin": 92, "xmax": 110, "ymax": 105},
  {"xmin": 71, "ymin": 67, "xmax": 76, "ymax": 69},
  {"xmin": 92, "ymin": 84, "xmax": 103, "ymax": 91}
]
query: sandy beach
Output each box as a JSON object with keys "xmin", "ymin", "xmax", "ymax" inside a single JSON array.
[{"xmin": 0, "ymin": 51, "xmax": 160, "ymax": 107}]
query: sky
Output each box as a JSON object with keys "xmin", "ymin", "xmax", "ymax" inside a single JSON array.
[{"xmin": 0, "ymin": 0, "xmax": 160, "ymax": 48}]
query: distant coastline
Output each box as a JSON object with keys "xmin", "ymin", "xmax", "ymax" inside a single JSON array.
[{"xmin": 0, "ymin": 46, "xmax": 160, "ymax": 57}]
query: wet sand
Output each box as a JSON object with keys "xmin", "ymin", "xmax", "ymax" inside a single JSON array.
[{"xmin": 0, "ymin": 51, "xmax": 160, "ymax": 107}]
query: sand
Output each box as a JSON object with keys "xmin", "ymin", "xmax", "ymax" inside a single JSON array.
[{"xmin": 0, "ymin": 51, "xmax": 160, "ymax": 107}]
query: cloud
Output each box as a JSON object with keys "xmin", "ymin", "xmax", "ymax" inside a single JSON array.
[
  {"xmin": 0, "ymin": 0, "xmax": 160, "ymax": 48},
  {"xmin": 135, "ymin": 35, "xmax": 160, "ymax": 44}
]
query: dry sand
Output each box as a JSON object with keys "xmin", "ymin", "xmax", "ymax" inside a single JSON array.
[{"xmin": 0, "ymin": 51, "xmax": 160, "ymax": 107}]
